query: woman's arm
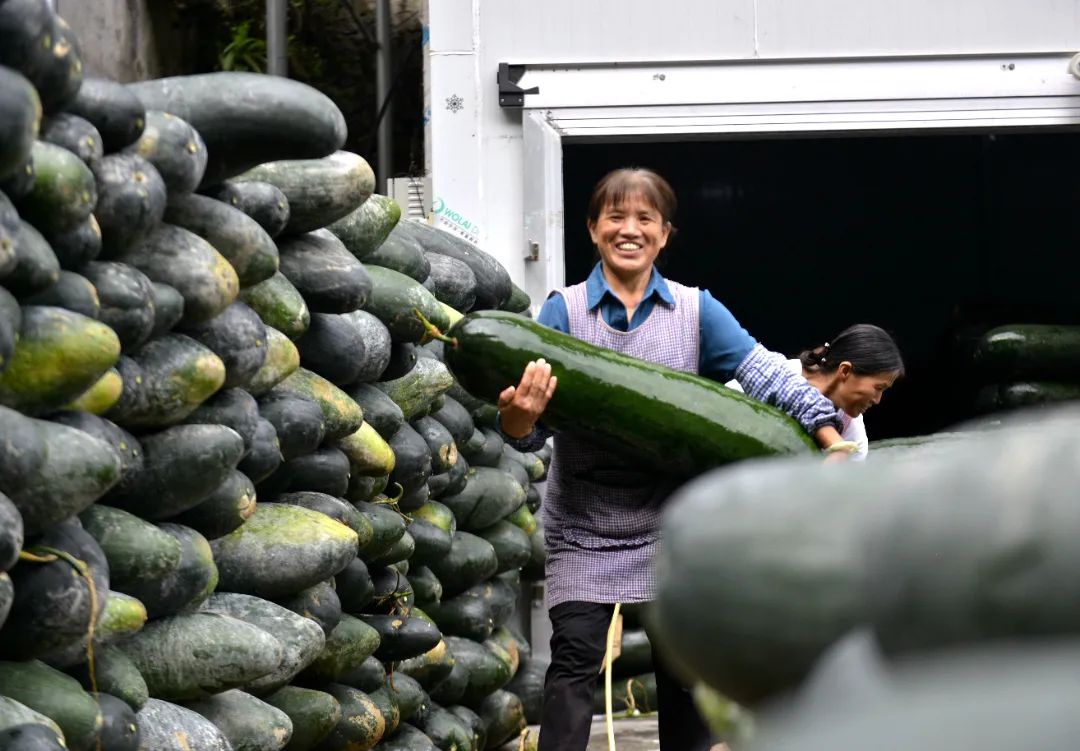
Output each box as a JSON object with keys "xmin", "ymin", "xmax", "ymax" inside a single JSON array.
[
  {"xmin": 494, "ymin": 293, "xmax": 563, "ymax": 451},
  {"xmin": 496, "ymin": 413, "xmax": 553, "ymax": 453},
  {"xmin": 697, "ymin": 291, "xmax": 844, "ymax": 447},
  {"xmin": 734, "ymin": 344, "xmax": 844, "ymax": 443}
]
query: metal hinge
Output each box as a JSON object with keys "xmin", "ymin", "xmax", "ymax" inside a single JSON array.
[
  {"xmin": 525, "ymin": 240, "xmax": 540, "ymax": 261},
  {"xmin": 497, "ymin": 63, "xmax": 539, "ymax": 108}
]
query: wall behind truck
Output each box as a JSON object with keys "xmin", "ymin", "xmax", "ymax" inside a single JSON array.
[{"xmin": 57, "ymin": 0, "xmax": 171, "ymax": 82}]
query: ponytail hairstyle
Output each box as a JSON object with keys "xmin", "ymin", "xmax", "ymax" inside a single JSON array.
[{"xmin": 799, "ymin": 324, "xmax": 905, "ymax": 377}]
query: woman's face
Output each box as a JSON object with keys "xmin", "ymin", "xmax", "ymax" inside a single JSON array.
[
  {"xmin": 833, "ymin": 369, "xmax": 900, "ymax": 417},
  {"xmin": 588, "ymin": 193, "xmax": 671, "ymax": 279}
]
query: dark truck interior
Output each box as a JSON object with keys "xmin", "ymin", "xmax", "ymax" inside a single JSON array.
[{"xmin": 563, "ymin": 131, "xmax": 1080, "ymax": 439}]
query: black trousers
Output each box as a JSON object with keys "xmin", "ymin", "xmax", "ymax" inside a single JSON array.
[{"xmin": 537, "ymin": 601, "xmax": 715, "ymax": 751}]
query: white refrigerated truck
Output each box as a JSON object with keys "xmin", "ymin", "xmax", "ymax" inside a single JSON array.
[{"xmin": 422, "ymin": 0, "xmax": 1080, "ymax": 297}]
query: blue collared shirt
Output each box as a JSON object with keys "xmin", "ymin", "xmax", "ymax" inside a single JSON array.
[{"xmin": 536, "ymin": 263, "xmax": 757, "ymax": 381}]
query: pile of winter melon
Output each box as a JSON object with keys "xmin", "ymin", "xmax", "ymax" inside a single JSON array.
[{"xmin": 0, "ymin": 2, "xmax": 551, "ymax": 749}]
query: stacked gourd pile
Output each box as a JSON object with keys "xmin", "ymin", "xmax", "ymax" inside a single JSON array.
[
  {"xmin": 0, "ymin": 3, "xmax": 552, "ymax": 749},
  {"xmin": 970, "ymin": 324, "xmax": 1080, "ymax": 413}
]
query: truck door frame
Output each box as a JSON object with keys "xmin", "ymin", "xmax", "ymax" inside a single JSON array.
[{"xmin": 518, "ymin": 52, "xmax": 1080, "ymax": 307}]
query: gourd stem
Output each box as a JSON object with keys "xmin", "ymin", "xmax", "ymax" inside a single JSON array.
[{"xmin": 413, "ymin": 308, "xmax": 458, "ymax": 347}]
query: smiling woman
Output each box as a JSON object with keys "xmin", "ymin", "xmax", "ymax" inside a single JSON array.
[
  {"xmin": 589, "ymin": 193, "xmax": 669, "ymax": 284},
  {"xmin": 586, "ymin": 169, "xmax": 675, "ymax": 287},
  {"xmin": 491, "ymin": 166, "xmax": 864, "ymax": 751}
]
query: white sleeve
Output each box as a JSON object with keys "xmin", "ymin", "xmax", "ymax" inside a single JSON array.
[{"xmin": 843, "ymin": 414, "xmax": 870, "ymax": 461}]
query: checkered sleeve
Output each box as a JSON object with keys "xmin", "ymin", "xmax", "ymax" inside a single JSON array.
[
  {"xmin": 495, "ymin": 413, "xmax": 554, "ymax": 452},
  {"xmin": 733, "ymin": 343, "xmax": 843, "ymax": 435}
]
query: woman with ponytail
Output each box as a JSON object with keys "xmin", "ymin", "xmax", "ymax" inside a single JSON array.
[{"xmin": 728, "ymin": 323, "xmax": 904, "ymax": 459}]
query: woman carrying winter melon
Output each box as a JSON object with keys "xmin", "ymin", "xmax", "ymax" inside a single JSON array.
[
  {"xmin": 726, "ymin": 324, "xmax": 905, "ymax": 460},
  {"xmin": 496, "ymin": 167, "xmax": 859, "ymax": 750}
]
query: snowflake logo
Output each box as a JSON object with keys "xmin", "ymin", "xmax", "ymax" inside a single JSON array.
[{"xmin": 446, "ymin": 94, "xmax": 464, "ymax": 113}]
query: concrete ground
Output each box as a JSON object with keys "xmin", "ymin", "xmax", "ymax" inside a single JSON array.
[
  {"xmin": 499, "ymin": 716, "xmax": 661, "ymax": 750},
  {"xmin": 585, "ymin": 716, "xmax": 662, "ymax": 751},
  {"xmin": 500, "ymin": 716, "xmax": 733, "ymax": 750}
]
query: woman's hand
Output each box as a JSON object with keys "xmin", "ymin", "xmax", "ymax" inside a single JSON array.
[
  {"xmin": 823, "ymin": 449, "xmax": 852, "ymax": 464},
  {"xmin": 497, "ymin": 358, "xmax": 557, "ymax": 438},
  {"xmin": 813, "ymin": 425, "xmax": 856, "ymax": 463}
]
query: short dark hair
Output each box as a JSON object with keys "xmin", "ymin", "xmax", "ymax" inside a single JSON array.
[
  {"xmin": 587, "ymin": 167, "xmax": 678, "ymax": 231},
  {"xmin": 799, "ymin": 324, "xmax": 905, "ymax": 377}
]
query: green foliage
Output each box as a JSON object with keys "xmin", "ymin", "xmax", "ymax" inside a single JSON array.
[
  {"xmin": 213, "ymin": 4, "xmax": 324, "ymax": 78},
  {"xmin": 218, "ymin": 20, "xmax": 267, "ymax": 72}
]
